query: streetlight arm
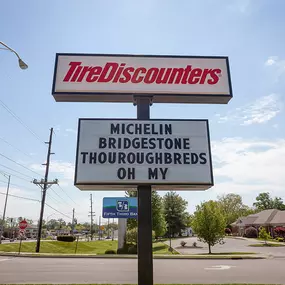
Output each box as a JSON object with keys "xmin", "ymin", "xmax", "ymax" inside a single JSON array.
[
  {"xmin": 0, "ymin": 41, "xmax": 21, "ymax": 60},
  {"xmin": 0, "ymin": 41, "xmax": 28, "ymax": 70}
]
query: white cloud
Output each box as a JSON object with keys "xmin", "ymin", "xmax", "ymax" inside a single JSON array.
[
  {"xmin": 216, "ymin": 94, "xmax": 282, "ymax": 125},
  {"xmin": 265, "ymin": 56, "xmax": 285, "ymax": 79},
  {"xmin": 65, "ymin": 128, "xmax": 76, "ymax": 134},
  {"xmin": 211, "ymin": 137, "xmax": 285, "ymax": 197}
]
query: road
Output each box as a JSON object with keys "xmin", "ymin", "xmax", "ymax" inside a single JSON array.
[
  {"xmin": 0, "ymin": 257, "xmax": 285, "ymax": 284},
  {"xmin": 166, "ymin": 237, "xmax": 285, "ymax": 257}
]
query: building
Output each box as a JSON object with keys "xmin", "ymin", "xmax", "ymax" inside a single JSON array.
[{"xmin": 232, "ymin": 209, "xmax": 285, "ymax": 236}]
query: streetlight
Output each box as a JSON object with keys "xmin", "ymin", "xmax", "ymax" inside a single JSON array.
[
  {"xmin": 0, "ymin": 173, "xmax": 11, "ymax": 244},
  {"xmin": 0, "ymin": 41, "xmax": 28, "ymax": 70}
]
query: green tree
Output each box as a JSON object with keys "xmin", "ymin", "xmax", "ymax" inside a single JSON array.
[
  {"xmin": 259, "ymin": 227, "xmax": 271, "ymax": 244},
  {"xmin": 163, "ymin": 191, "xmax": 188, "ymax": 236},
  {"xmin": 218, "ymin": 193, "xmax": 253, "ymax": 225},
  {"xmin": 192, "ymin": 200, "xmax": 226, "ymax": 254},
  {"xmin": 125, "ymin": 190, "xmax": 167, "ymax": 237},
  {"xmin": 253, "ymin": 192, "xmax": 285, "ymax": 210}
]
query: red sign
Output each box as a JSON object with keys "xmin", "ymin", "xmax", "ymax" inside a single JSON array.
[{"xmin": 19, "ymin": 220, "xmax": 28, "ymax": 230}]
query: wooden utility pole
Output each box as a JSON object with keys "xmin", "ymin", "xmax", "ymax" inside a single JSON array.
[{"xmin": 33, "ymin": 128, "xmax": 58, "ymax": 253}]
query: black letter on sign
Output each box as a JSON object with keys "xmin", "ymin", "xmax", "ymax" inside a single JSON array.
[
  {"xmin": 99, "ymin": 137, "xmax": 107, "ymax": 148},
  {"xmin": 80, "ymin": 152, "xmax": 88, "ymax": 163},
  {"xmin": 148, "ymin": 168, "xmax": 158, "ymax": 180},
  {"xmin": 128, "ymin": 168, "xmax": 135, "ymax": 179},
  {"xmin": 117, "ymin": 168, "xmax": 126, "ymax": 180},
  {"xmin": 117, "ymin": 168, "xmax": 135, "ymax": 180},
  {"xmin": 159, "ymin": 168, "xmax": 168, "ymax": 180}
]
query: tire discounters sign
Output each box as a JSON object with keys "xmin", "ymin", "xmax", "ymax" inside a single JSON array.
[
  {"xmin": 74, "ymin": 119, "xmax": 213, "ymax": 190},
  {"xmin": 52, "ymin": 54, "xmax": 232, "ymax": 104}
]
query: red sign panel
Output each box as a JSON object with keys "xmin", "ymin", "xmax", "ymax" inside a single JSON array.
[{"xmin": 19, "ymin": 220, "xmax": 28, "ymax": 230}]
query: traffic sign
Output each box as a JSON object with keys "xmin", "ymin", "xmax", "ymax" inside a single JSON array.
[{"xmin": 18, "ymin": 220, "xmax": 28, "ymax": 230}]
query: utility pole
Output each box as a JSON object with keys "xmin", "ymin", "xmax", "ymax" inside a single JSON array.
[
  {"xmin": 99, "ymin": 216, "xmax": 101, "ymax": 240},
  {"xmin": 33, "ymin": 128, "xmax": 58, "ymax": 253},
  {"xmin": 88, "ymin": 194, "xmax": 95, "ymax": 241},
  {"xmin": 72, "ymin": 208, "xmax": 75, "ymax": 234},
  {"xmin": 107, "ymin": 218, "xmax": 110, "ymax": 238},
  {"xmin": 0, "ymin": 174, "xmax": 10, "ymax": 244}
]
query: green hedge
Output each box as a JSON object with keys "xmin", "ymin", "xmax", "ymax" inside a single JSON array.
[
  {"xmin": 105, "ymin": 249, "xmax": 116, "ymax": 254},
  {"xmin": 57, "ymin": 235, "xmax": 76, "ymax": 242}
]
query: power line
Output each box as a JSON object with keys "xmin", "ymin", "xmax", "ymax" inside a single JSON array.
[
  {"xmin": 46, "ymin": 192, "xmax": 62, "ymax": 206},
  {"xmin": 50, "ymin": 187, "xmax": 73, "ymax": 207},
  {"xmin": 0, "ymin": 169, "xmax": 31, "ymax": 183},
  {"xmin": 0, "ymin": 152, "xmax": 42, "ymax": 177},
  {"xmin": 45, "ymin": 203, "xmax": 72, "ymax": 219},
  {"xmin": 0, "ymin": 180, "xmax": 37, "ymax": 192},
  {"xmin": 0, "ymin": 163, "xmax": 34, "ymax": 179},
  {"xmin": 0, "ymin": 137, "xmax": 31, "ymax": 158},
  {"xmin": 0, "ymin": 191, "xmax": 72, "ymax": 220},
  {"xmin": 0, "ymin": 99, "xmax": 44, "ymax": 144},
  {"xmin": 0, "ymin": 191, "xmax": 39, "ymax": 202},
  {"xmin": 57, "ymin": 184, "xmax": 79, "ymax": 206}
]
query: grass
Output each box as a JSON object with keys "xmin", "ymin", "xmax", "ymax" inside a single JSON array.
[
  {"xmin": 0, "ymin": 240, "xmax": 176, "ymax": 255},
  {"xmin": 198, "ymin": 252, "xmax": 256, "ymax": 255},
  {"xmin": 249, "ymin": 243, "xmax": 285, "ymax": 247}
]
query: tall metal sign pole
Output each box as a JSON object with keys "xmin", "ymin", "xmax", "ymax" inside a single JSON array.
[{"xmin": 135, "ymin": 96, "xmax": 153, "ymax": 285}]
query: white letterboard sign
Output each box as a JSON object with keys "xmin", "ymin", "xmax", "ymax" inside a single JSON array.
[{"xmin": 74, "ymin": 119, "xmax": 214, "ymax": 190}]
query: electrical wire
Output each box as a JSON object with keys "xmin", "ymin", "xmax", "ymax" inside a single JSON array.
[
  {"xmin": 0, "ymin": 137, "xmax": 31, "ymax": 158},
  {"xmin": 0, "ymin": 152, "xmax": 42, "ymax": 177},
  {"xmin": 0, "ymin": 191, "xmax": 72, "ymax": 220},
  {"xmin": 0, "ymin": 191, "xmax": 39, "ymax": 202},
  {"xmin": 57, "ymin": 184, "xmax": 79, "ymax": 206},
  {"xmin": 0, "ymin": 169, "xmax": 32, "ymax": 183},
  {"xmin": 0, "ymin": 163, "xmax": 34, "ymax": 179},
  {"xmin": 0, "ymin": 180, "xmax": 36, "ymax": 192},
  {"xmin": 0, "ymin": 99, "xmax": 44, "ymax": 144},
  {"xmin": 50, "ymin": 187, "xmax": 73, "ymax": 207}
]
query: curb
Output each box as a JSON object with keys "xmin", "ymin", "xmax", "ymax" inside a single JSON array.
[{"xmin": 0, "ymin": 252, "xmax": 266, "ymax": 260}]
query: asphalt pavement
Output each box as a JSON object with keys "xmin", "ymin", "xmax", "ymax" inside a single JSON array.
[
  {"xmin": 167, "ymin": 237, "xmax": 285, "ymax": 257},
  {"xmin": 0, "ymin": 256, "xmax": 285, "ymax": 284}
]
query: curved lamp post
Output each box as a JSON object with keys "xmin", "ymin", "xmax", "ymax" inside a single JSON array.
[{"xmin": 0, "ymin": 41, "xmax": 28, "ymax": 70}]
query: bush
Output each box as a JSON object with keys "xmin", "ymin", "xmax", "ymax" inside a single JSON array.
[
  {"xmin": 57, "ymin": 235, "xmax": 76, "ymax": 242},
  {"xmin": 245, "ymin": 227, "xmax": 258, "ymax": 238},
  {"xmin": 274, "ymin": 227, "xmax": 285, "ymax": 237},
  {"xmin": 126, "ymin": 228, "xmax": 138, "ymax": 244},
  {"xmin": 105, "ymin": 249, "xmax": 116, "ymax": 254},
  {"xmin": 225, "ymin": 228, "xmax": 231, "ymax": 235},
  {"xmin": 126, "ymin": 227, "xmax": 156, "ymax": 245},
  {"xmin": 276, "ymin": 237, "xmax": 284, "ymax": 242},
  {"xmin": 180, "ymin": 241, "xmax": 187, "ymax": 247},
  {"xmin": 128, "ymin": 246, "xmax": 138, "ymax": 254},
  {"xmin": 193, "ymin": 242, "xmax": 197, "ymax": 247},
  {"xmin": 117, "ymin": 247, "xmax": 128, "ymax": 254}
]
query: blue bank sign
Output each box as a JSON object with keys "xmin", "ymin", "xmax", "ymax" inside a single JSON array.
[{"xmin": 102, "ymin": 197, "xmax": 138, "ymax": 218}]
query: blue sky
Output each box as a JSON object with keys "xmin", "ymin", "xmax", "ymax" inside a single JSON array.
[{"xmin": 0, "ymin": 0, "xmax": 284, "ymax": 224}]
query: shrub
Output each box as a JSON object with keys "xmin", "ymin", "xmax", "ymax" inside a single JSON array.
[
  {"xmin": 117, "ymin": 247, "xmax": 128, "ymax": 254},
  {"xmin": 245, "ymin": 227, "xmax": 258, "ymax": 238},
  {"xmin": 57, "ymin": 235, "xmax": 76, "ymax": 242},
  {"xmin": 225, "ymin": 228, "xmax": 231, "ymax": 235},
  {"xmin": 180, "ymin": 241, "xmax": 187, "ymax": 247},
  {"xmin": 274, "ymin": 227, "xmax": 285, "ymax": 237},
  {"xmin": 259, "ymin": 226, "xmax": 271, "ymax": 243},
  {"xmin": 126, "ymin": 228, "xmax": 138, "ymax": 244},
  {"xmin": 126, "ymin": 227, "xmax": 156, "ymax": 245},
  {"xmin": 128, "ymin": 246, "xmax": 138, "ymax": 254},
  {"xmin": 193, "ymin": 242, "xmax": 197, "ymax": 247},
  {"xmin": 276, "ymin": 237, "xmax": 284, "ymax": 242},
  {"xmin": 105, "ymin": 249, "xmax": 116, "ymax": 254}
]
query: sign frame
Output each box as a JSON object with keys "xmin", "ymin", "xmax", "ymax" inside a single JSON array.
[
  {"xmin": 74, "ymin": 118, "xmax": 214, "ymax": 191},
  {"xmin": 52, "ymin": 53, "xmax": 233, "ymax": 104}
]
